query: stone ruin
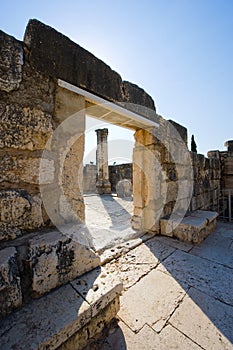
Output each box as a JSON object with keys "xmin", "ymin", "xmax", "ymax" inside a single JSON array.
[{"xmin": 0, "ymin": 18, "xmax": 232, "ymax": 349}]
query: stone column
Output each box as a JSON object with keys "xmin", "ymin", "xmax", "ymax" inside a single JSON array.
[{"xmin": 95, "ymin": 128, "xmax": 111, "ymax": 194}]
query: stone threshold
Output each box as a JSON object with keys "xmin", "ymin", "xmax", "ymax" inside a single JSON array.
[
  {"xmin": 0, "ymin": 266, "xmax": 123, "ymax": 350},
  {"xmin": 160, "ymin": 210, "xmax": 218, "ymax": 244}
]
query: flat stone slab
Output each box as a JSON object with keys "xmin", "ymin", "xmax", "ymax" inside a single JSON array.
[
  {"xmin": 160, "ymin": 210, "xmax": 218, "ymax": 244},
  {"xmin": 71, "ymin": 266, "xmax": 123, "ymax": 317},
  {"xmin": 0, "ymin": 266, "xmax": 123, "ymax": 350},
  {"xmin": 100, "ymin": 322, "xmax": 202, "ymax": 350},
  {"xmin": 158, "ymin": 249, "xmax": 233, "ymax": 305},
  {"xmin": 190, "ymin": 222, "xmax": 233, "ymax": 269},
  {"xmin": 104, "ymin": 237, "xmax": 175, "ymax": 290},
  {"xmin": 170, "ymin": 288, "xmax": 233, "ymax": 349},
  {"xmin": 84, "ymin": 195, "xmax": 139, "ymax": 252},
  {"xmin": 0, "ymin": 284, "xmax": 91, "ymax": 350},
  {"xmin": 118, "ymin": 269, "xmax": 188, "ymax": 332}
]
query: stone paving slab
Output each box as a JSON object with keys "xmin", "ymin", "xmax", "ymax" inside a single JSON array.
[
  {"xmin": 0, "ymin": 284, "xmax": 91, "ymax": 350},
  {"xmin": 190, "ymin": 222, "xmax": 233, "ymax": 268},
  {"xmin": 158, "ymin": 249, "xmax": 233, "ymax": 305},
  {"xmin": 71, "ymin": 266, "xmax": 123, "ymax": 317},
  {"xmin": 93, "ymin": 321, "xmax": 202, "ymax": 349},
  {"xmin": 169, "ymin": 287, "xmax": 233, "ymax": 350},
  {"xmin": 104, "ymin": 238, "xmax": 175, "ymax": 290},
  {"xmin": 118, "ymin": 269, "xmax": 188, "ymax": 332},
  {"xmin": 84, "ymin": 195, "xmax": 139, "ymax": 252},
  {"xmin": 152, "ymin": 235, "xmax": 194, "ymax": 252}
]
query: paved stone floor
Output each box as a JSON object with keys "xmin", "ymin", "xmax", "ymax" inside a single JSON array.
[
  {"xmin": 84, "ymin": 195, "xmax": 137, "ymax": 252},
  {"xmin": 87, "ymin": 220, "xmax": 233, "ymax": 350}
]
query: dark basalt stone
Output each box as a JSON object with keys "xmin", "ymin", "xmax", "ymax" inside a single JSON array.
[{"xmin": 24, "ymin": 19, "xmax": 156, "ymax": 113}]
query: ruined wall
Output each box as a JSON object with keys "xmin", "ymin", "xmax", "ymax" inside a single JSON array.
[
  {"xmin": 132, "ymin": 118, "xmax": 221, "ymax": 233},
  {"xmin": 0, "ymin": 29, "xmax": 56, "ymax": 241},
  {"xmin": 0, "ymin": 29, "xmax": 99, "ymax": 318},
  {"xmin": 190, "ymin": 153, "xmax": 221, "ymax": 212},
  {"xmin": 83, "ymin": 164, "xmax": 97, "ymax": 194},
  {"xmin": 0, "ymin": 19, "xmax": 159, "ymax": 319},
  {"xmin": 109, "ymin": 163, "xmax": 132, "ymax": 192},
  {"xmin": 24, "ymin": 19, "xmax": 156, "ymax": 121},
  {"xmin": 208, "ymin": 141, "xmax": 233, "ymax": 219},
  {"xmin": 220, "ymin": 141, "xmax": 233, "ymax": 191}
]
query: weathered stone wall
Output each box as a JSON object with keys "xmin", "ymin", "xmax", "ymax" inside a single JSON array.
[
  {"xmin": 0, "ymin": 19, "xmax": 160, "ymax": 319},
  {"xmin": 220, "ymin": 141, "xmax": 233, "ymax": 191},
  {"xmin": 0, "ymin": 29, "xmax": 56, "ymax": 241},
  {"xmin": 208, "ymin": 141, "xmax": 233, "ymax": 219},
  {"xmin": 24, "ymin": 19, "xmax": 156, "ymax": 121},
  {"xmin": 132, "ymin": 118, "xmax": 191, "ymax": 233},
  {"xmin": 83, "ymin": 164, "xmax": 97, "ymax": 194},
  {"xmin": 0, "ymin": 29, "xmax": 99, "ymax": 318},
  {"xmin": 109, "ymin": 163, "xmax": 132, "ymax": 192},
  {"xmin": 190, "ymin": 153, "xmax": 221, "ymax": 211},
  {"xmin": 132, "ymin": 118, "xmax": 221, "ymax": 233}
]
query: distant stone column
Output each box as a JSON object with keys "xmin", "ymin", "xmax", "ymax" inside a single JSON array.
[{"xmin": 95, "ymin": 128, "xmax": 111, "ymax": 194}]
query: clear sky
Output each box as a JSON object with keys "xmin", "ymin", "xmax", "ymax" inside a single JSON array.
[{"xmin": 1, "ymin": 0, "xmax": 232, "ymax": 158}]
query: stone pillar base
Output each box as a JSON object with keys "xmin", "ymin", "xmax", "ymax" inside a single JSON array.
[{"xmin": 96, "ymin": 181, "xmax": 112, "ymax": 195}]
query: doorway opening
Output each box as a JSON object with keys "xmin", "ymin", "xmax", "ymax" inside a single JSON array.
[{"xmin": 83, "ymin": 115, "xmax": 137, "ymax": 253}]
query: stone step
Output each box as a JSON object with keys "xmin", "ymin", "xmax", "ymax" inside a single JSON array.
[
  {"xmin": 160, "ymin": 210, "xmax": 218, "ymax": 244},
  {"xmin": 0, "ymin": 266, "xmax": 122, "ymax": 350}
]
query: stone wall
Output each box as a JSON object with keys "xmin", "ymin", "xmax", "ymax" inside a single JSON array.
[
  {"xmin": 0, "ymin": 29, "xmax": 56, "ymax": 241},
  {"xmin": 190, "ymin": 153, "xmax": 221, "ymax": 212},
  {"xmin": 109, "ymin": 163, "xmax": 132, "ymax": 192},
  {"xmin": 208, "ymin": 141, "xmax": 233, "ymax": 219},
  {"xmin": 83, "ymin": 164, "xmax": 97, "ymax": 194},
  {"xmin": 0, "ymin": 19, "xmax": 159, "ymax": 319},
  {"xmin": 132, "ymin": 118, "xmax": 221, "ymax": 233}
]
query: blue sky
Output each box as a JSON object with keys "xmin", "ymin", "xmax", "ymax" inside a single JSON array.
[{"xmin": 1, "ymin": 0, "xmax": 233, "ymax": 157}]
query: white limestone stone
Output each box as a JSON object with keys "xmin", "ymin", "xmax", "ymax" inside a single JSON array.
[
  {"xmin": 71, "ymin": 266, "xmax": 123, "ymax": 317},
  {"xmin": 158, "ymin": 249, "xmax": 233, "ymax": 305},
  {"xmin": 169, "ymin": 288, "xmax": 233, "ymax": 350},
  {"xmin": 104, "ymin": 237, "xmax": 175, "ymax": 290},
  {"xmin": 0, "ymin": 284, "xmax": 91, "ymax": 350},
  {"xmin": 118, "ymin": 269, "xmax": 188, "ymax": 332}
]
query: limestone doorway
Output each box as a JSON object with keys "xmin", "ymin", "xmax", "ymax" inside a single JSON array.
[{"xmin": 55, "ymin": 79, "xmax": 159, "ymax": 253}]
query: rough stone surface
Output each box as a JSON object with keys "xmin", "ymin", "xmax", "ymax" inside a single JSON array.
[
  {"xmin": 118, "ymin": 269, "xmax": 188, "ymax": 332},
  {"xmin": 29, "ymin": 230, "xmax": 100, "ymax": 296},
  {"xmin": 0, "ymin": 247, "xmax": 22, "ymax": 318},
  {"xmin": 71, "ymin": 266, "xmax": 122, "ymax": 317},
  {"xmin": 160, "ymin": 210, "xmax": 218, "ymax": 244},
  {"xmin": 109, "ymin": 163, "xmax": 132, "ymax": 193},
  {"xmin": 58, "ymin": 298, "xmax": 120, "ymax": 350},
  {"xmin": 104, "ymin": 237, "xmax": 175, "ymax": 290},
  {"xmin": 0, "ymin": 104, "xmax": 53, "ymax": 150},
  {"xmin": 0, "ymin": 153, "xmax": 54, "ymax": 185},
  {"xmin": 116, "ymin": 179, "xmax": 132, "ymax": 198},
  {"xmin": 170, "ymin": 288, "xmax": 233, "ymax": 350},
  {"xmin": 0, "ymin": 284, "xmax": 91, "ymax": 350},
  {"xmin": 0, "ymin": 30, "xmax": 23, "ymax": 92},
  {"xmin": 83, "ymin": 164, "xmax": 97, "ymax": 194},
  {"xmin": 24, "ymin": 19, "xmax": 156, "ymax": 114},
  {"xmin": 0, "ymin": 190, "xmax": 43, "ymax": 241}
]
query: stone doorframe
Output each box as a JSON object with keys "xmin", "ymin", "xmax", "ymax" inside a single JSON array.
[{"xmin": 41, "ymin": 79, "xmax": 160, "ymax": 235}]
